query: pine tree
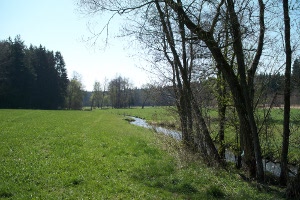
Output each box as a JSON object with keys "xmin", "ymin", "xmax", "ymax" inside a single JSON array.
[
  {"xmin": 9, "ymin": 36, "xmax": 32, "ymax": 108},
  {"xmin": 0, "ymin": 40, "xmax": 11, "ymax": 108},
  {"xmin": 55, "ymin": 51, "xmax": 68, "ymax": 108}
]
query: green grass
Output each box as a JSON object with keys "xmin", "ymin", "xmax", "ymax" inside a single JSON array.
[
  {"xmin": 112, "ymin": 106, "xmax": 300, "ymax": 164},
  {"xmin": 107, "ymin": 106, "xmax": 176, "ymax": 120},
  {"xmin": 0, "ymin": 109, "xmax": 284, "ymax": 199},
  {"xmin": 255, "ymin": 108, "xmax": 300, "ymax": 163}
]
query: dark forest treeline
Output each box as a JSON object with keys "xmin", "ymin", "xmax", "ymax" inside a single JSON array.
[
  {"xmin": 0, "ymin": 36, "xmax": 68, "ymax": 109},
  {"xmin": 255, "ymin": 58, "xmax": 300, "ymax": 106}
]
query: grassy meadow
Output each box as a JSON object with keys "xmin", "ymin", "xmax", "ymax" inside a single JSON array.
[{"xmin": 0, "ymin": 109, "xmax": 286, "ymax": 199}]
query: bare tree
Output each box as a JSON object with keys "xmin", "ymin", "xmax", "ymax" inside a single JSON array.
[
  {"xmin": 101, "ymin": 77, "xmax": 108, "ymax": 109},
  {"xmin": 108, "ymin": 76, "xmax": 133, "ymax": 108},
  {"xmin": 140, "ymin": 83, "xmax": 156, "ymax": 108}
]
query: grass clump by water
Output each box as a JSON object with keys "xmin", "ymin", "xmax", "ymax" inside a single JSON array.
[{"xmin": 0, "ymin": 109, "xmax": 284, "ymax": 199}]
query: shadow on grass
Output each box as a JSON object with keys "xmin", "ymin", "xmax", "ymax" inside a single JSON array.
[
  {"xmin": 131, "ymin": 168, "xmax": 198, "ymax": 196},
  {"xmin": 131, "ymin": 169, "xmax": 229, "ymax": 199},
  {"xmin": 238, "ymin": 173, "xmax": 285, "ymax": 198},
  {"xmin": 0, "ymin": 190, "xmax": 13, "ymax": 198}
]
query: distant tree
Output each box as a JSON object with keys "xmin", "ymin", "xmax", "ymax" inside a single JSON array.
[
  {"xmin": 140, "ymin": 83, "xmax": 155, "ymax": 108},
  {"xmin": 0, "ymin": 39, "xmax": 11, "ymax": 107},
  {"xmin": 54, "ymin": 51, "xmax": 69, "ymax": 108},
  {"xmin": 102, "ymin": 94, "xmax": 110, "ymax": 108},
  {"xmin": 30, "ymin": 45, "xmax": 60, "ymax": 109},
  {"xmin": 9, "ymin": 36, "xmax": 32, "ymax": 108},
  {"xmin": 255, "ymin": 73, "xmax": 284, "ymax": 97},
  {"xmin": 91, "ymin": 81, "xmax": 102, "ymax": 109},
  {"xmin": 108, "ymin": 76, "xmax": 132, "ymax": 108},
  {"xmin": 66, "ymin": 73, "xmax": 84, "ymax": 110},
  {"xmin": 101, "ymin": 77, "xmax": 108, "ymax": 108},
  {"xmin": 292, "ymin": 57, "xmax": 300, "ymax": 92}
]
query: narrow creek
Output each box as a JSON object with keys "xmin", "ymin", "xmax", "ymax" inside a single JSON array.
[
  {"xmin": 130, "ymin": 116, "xmax": 298, "ymax": 177},
  {"xmin": 130, "ymin": 116, "xmax": 182, "ymax": 140}
]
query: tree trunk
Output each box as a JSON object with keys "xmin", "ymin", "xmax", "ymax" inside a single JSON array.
[
  {"xmin": 217, "ymin": 72, "xmax": 227, "ymax": 159},
  {"xmin": 234, "ymin": 98, "xmax": 256, "ymax": 177},
  {"xmin": 155, "ymin": 0, "xmax": 194, "ymax": 148},
  {"xmin": 280, "ymin": 0, "xmax": 291, "ymax": 186},
  {"xmin": 226, "ymin": 0, "xmax": 264, "ymax": 181},
  {"xmin": 190, "ymin": 91, "xmax": 223, "ymax": 166}
]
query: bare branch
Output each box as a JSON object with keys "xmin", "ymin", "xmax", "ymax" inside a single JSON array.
[
  {"xmin": 248, "ymin": 0, "xmax": 265, "ymax": 76},
  {"xmin": 210, "ymin": 0, "xmax": 226, "ymax": 33}
]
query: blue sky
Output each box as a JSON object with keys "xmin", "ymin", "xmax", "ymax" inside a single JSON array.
[{"xmin": 0, "ymin": 0, "xmax": 149, "ymax": 90}]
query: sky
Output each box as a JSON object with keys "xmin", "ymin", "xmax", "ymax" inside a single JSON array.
[{"xmin": 0, "ymin": 0, "xmax": 150, "ymax": 91}]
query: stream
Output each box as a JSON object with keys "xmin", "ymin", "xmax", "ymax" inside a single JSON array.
[
  {"xmin": 130, "ymin": 116, "xmax": 298, "ymax": 177},
  {"xmin": 130, "ymin": 116, "xmax": 182, "ymax": 140}
]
